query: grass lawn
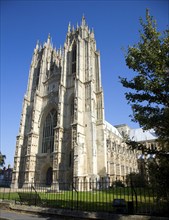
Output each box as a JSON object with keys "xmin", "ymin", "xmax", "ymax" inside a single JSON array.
[{"xmin": 0, "ymin": 187, "xmax": 159, "ymax": 213}]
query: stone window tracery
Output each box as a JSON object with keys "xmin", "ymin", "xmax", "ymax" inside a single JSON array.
[{"xmin": 42, "ymin": 109, "xmax": 57, "ymax": 153}]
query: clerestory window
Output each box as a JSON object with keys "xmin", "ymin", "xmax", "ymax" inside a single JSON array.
[{"xmin": 42, "ymin": 109, "xmax": 57, "ymax": 153}]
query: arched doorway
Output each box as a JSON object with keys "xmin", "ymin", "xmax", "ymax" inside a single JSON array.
[{"xmin": 46, "ymin": 167, "xmax": 53, "ymax": 186}]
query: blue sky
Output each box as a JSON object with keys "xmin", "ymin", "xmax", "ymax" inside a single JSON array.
[{"xmin": 1, "ymin": 0, "xmax": 168, "ymax": 167}]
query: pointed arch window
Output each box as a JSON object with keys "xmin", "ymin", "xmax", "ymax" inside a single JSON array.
[
  {"xmin": 72, "ymin": 43, "xmax": 76, "ymax": 74},
  {"xmin": 42, "ymin": 109, "xmax": 57, "ymax": 153}
]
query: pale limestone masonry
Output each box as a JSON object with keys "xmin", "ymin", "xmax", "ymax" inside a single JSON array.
[{"xmin": 12, "ymin": 17, "xmax": 151, "ymax": 189}]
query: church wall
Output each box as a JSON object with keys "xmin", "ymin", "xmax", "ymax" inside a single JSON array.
[
  {"xmin": 105, "ymin": 125, "xmax": 138, "ymax": 182},
  {"xmin": 12, "ymin": 17, "xmax": 140, "ymax": 189}
]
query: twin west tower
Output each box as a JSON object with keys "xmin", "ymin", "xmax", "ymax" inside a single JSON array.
[{"xmin": 12, "ymin": 17, "xmax": 138, "ymax": 188}]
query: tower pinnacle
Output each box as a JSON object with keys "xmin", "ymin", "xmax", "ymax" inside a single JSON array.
[
  {"xmin": 47, "ymin": 33, "xmax": 51, "ymax": 44},
  {"xmin": 35, "ymin": 40, "xmax": 39, "ymax": 49},
  {"xmin": 81, "ymin": 14, "xmax": 86, "ymax": 27},
  {"xmin": 68, "ymin": 22, "xmax": 71, "ymax": 33}
]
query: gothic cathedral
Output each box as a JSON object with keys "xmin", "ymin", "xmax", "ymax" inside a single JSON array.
[{"xmin": 12, "ymin": 17, "xmax": 139, "ymax": 188}]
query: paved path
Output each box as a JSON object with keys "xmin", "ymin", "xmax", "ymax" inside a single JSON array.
[{"xmin": 0, "ymin": 210, "xmax": 79, "ymax": 220}]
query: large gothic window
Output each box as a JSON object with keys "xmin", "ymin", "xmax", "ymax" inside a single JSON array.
[{"xmin": 42, "ymin": 109, "xmax": 57, "ymax": 153}]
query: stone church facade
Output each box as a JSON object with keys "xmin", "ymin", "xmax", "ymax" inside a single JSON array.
[{"xmin": 12, "ymin": 17, "xmax": 143, "ymax": 188}]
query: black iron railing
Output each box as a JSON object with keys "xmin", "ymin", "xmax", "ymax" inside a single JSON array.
[{"xmin": 0, "ymin": 179, "xmax": 169, "ymax": 217}]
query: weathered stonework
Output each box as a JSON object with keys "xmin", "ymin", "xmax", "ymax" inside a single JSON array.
[{"xmin": 11, "ymin": 16, "xmax": 149, "ymax": 189}]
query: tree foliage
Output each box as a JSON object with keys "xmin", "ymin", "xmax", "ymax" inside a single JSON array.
[
  {"xmin": 120, "ymin": 10, "xmax": 169, "ymax": 203},
  {"xmin": 0, "ymin": 151, "xmax": 6, "ymax": 168},
  {"xmin": 148, "ymin": 157, "xmax": 169, "ymax": 202},
  {"xmin": 112, "ymin": 180, "xmax": 125, "ymax": 188},
  {"xmin": 126, "ymin": 172, "xmax": 147, "ymax": 187},
  {"xmin": 120, "ymin": 9, "xmax": 169, "ymax": 149}
]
